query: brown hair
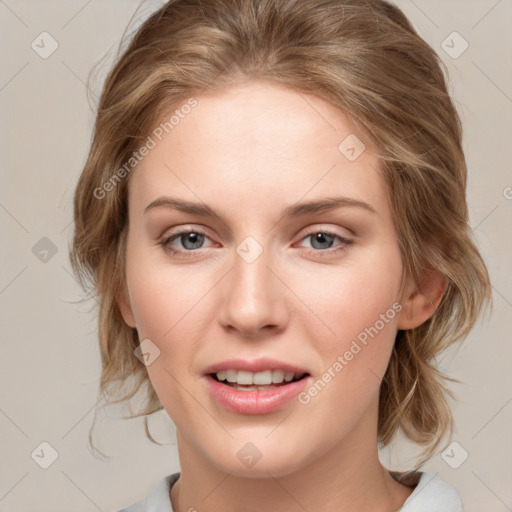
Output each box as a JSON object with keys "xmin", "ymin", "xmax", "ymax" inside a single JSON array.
[{"xmin": 70, "ymin": 0, "xmax": 491, "ymax": 466}]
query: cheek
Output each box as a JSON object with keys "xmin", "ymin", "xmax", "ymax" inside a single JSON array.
[
  {"xmin": 124, "ymin": 247, "xmax": 215, "ymax": 391},
  {"xmin": 125, "ymin": 246, "xmax": 210, "ymax": 340},
  {"xmin": 124, "ymin": 258, "xmax": 207, "ymax": 419},
  {"xmin": 301, "ymin": 248, "xmax": 402, "ymax": 339},
  {"xmin": 298, "ymin": 246, "xmax": 402, "ymax": 394}
]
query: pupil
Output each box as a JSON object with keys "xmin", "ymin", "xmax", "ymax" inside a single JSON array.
[
  {"xmin": 311, "ymin": 233, "xmax": 334, "ymax": 250},
  {"xmin": 182, "ymin": 233, "xmax": 203, "ymax": 249}
]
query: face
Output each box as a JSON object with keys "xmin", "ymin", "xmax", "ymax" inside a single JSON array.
[{"xmin": 118, "ymin": 80, "xmax": 414, "ymax": 477}]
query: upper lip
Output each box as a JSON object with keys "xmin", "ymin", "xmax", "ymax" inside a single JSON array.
[{"xmin": 203, "ymin": 358, "xmax": 310, "ymax": 375}]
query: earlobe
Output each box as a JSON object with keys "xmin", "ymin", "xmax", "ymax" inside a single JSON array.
[
  {"xmin": 397, "ymin": 270, "xmax": 447, "ymax": 330},
  {"xmin": 117, "ymin": 283, "xmax": 137, "ymax": 328}
]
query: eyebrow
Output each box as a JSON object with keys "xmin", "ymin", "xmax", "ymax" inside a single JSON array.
[{"xmin": 144, "ymin": 195, "xmax": 377, "ymax": 221}]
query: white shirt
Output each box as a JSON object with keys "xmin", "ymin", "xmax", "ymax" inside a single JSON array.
[{"xmin": 116, "ymin": 471, "xmax": 464, "ymax": 512}]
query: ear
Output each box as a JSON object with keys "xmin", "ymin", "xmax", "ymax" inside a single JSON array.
[
  {"xmin": 117, "ymin": 282, "xmax": 137, "ymax": 328},
  {"xmin": 397, "ymin": 269, "xmax": 447, "ymax": 330}
]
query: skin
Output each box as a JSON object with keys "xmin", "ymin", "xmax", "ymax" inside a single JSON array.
[{"xmin": 118, "ymin": 80, "xmax": 445, "ymax": 512}]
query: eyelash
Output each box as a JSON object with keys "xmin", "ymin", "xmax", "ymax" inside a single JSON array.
[{"xmin": 158, "ymin": 228, "xmax": 353, "ymax": 259}]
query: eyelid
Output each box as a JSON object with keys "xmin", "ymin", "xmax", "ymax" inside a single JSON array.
[
  {"xmin": 294, "ymin": 229, "xmax": 351, "ymax": 247},
  {"xmin": 160, "ymin": 224, "xmax": 351, "ymax": 244},
  {"xmin": 294, "ymin": 223, "xmax": 353, "ymax": 240},
  {"xmin": 161, "ymin": 226, "xmax": 214, "ymax": 247},
  {"xmin": 159, "ymin": 224, "xmax": 353, "ymax": 258}
]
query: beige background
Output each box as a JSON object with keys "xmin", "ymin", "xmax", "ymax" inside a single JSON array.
[{"xmin": 1, "ymin": 0, "xmax": 511, "ymax": 511}]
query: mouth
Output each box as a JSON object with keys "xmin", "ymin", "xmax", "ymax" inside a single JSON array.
[
  {"xmin": 204, "ymin": 370, "xmax": 311, "ymax": 414},
  {"xmin": 202, "ymin": 358, "xmax": 312, "ymax": 414},
  {"xmin": 209, "ymin": 369, "xmax": 310, "ymax": 391}
]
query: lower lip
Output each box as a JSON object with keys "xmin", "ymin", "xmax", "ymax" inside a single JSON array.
[{"xmin": 204, "ymin": 375, "xmax": 310, "ymax": 415}]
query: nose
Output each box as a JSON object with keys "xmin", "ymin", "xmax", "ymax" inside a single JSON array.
[{"xmin": 217, "ymin": 244, "xmax": 290, "ymax": 338}]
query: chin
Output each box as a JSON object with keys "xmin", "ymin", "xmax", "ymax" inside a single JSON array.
[{"xmin": 208, "ymin": 444, "xmax": 310, "ymax": 479}]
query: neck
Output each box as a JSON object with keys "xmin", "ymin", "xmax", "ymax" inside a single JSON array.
[{"xmin": 170, "ymin": 404, "xmax": 414, "ymax": 512}]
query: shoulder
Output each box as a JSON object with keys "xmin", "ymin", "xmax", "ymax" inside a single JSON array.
[
  {"xmin": 114, "ymin": 472, "xmax": 180, "ymax": 512},
  {"xmin": 394, "ymin": 471, "xmax": 465, "ymax": 512}
]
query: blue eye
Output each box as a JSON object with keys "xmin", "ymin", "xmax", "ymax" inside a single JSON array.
[
  {"xmin": 305, "ymin": 232, "xmax": 337, "ymax": 250},
  {"xmin": 297, "ymin": 231, "xmax": 352, "ymax": 255},
  {"xmin": 160, "ymin": 230, "xmax": 211, "ymax": 255},
  {"xmin": 159, "ymin": 229, "xmax": 352, "ymax": 258}
]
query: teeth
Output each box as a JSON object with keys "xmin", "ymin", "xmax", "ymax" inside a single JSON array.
[
  {"xmin": 216, "ymin": 370, "xmax": 227, "ymax": 381},
  {"xmin": 214, "ymin": 369, "xmax": 303, "ymax": 385},
  {"xmin": 237, "ymin": 370, "xmax": 254, "ymax": 385},
  {"xmin": 271, "ymin": 369, "xmax": 285, "ymax": 384},
  {"xmin": 284, "ymin": 372, "xmax": 294, "ymax": 382},
  {"xmin": 226, "ymin": 370, "xmax": 237, "ymax": 383}
]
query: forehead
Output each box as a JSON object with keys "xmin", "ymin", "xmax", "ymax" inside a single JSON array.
[{"xmin": 128, "ymin": 80, "xmax": 387, "ymax": 218}]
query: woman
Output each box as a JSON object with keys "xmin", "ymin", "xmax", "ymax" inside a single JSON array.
[{"xmin": 70, "ymin": 1, "xmax": 491, "ymax": 510}]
